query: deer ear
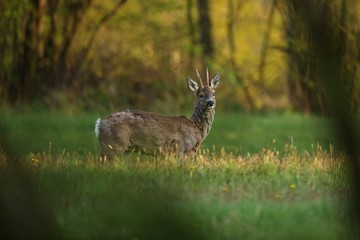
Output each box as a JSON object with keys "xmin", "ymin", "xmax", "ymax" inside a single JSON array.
[
  {"xmin": 187, "ymin": 77, "xmax": 199, "ymax": 94},
  {"xmin": 210, "ymin": 73, "xmax": 220, "ymax": 90}
]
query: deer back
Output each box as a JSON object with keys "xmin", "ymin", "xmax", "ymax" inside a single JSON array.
[{"xmin": 97, "ymin": 110, "xmax": 203, "ymax": 155}]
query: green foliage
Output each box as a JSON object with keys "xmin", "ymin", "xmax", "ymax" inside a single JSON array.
[{"xmin": 2, "ymin": 0, "xmax": 358, "ymax": 113}]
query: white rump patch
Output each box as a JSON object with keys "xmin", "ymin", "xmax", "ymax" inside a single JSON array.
[{"xmin": 95, "ymin": 118, "xmax": 101, "ymax": 138}]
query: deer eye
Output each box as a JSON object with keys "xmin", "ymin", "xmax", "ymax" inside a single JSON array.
[{"xmin": 199, "ymin": 94, "xmax": 204, "ymax": 99}]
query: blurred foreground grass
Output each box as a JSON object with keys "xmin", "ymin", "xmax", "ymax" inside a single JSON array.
[{"xmin": 0, "ymin": 146, "xmax": 350, "ymax": 239}]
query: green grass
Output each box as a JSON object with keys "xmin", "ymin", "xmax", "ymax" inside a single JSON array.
[
  {"xmin": 210, "ymin": 112, "xmax": 334, "ymax": 153},
  {"xmin": 0, "ymin": 110, "xmax": 334, "ymax": 156},
  {"xmin": 1, "ymin": 148, "xmax": 349, "ymax": 239},
  {"xmin": 0, "ymin": 110, "xmax": 99, "ymax": 156},
  {"xmin": 0, "ymin": 110, "xmax": 351, "ymax": 239}
]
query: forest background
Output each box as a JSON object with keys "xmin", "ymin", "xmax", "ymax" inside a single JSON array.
[
  {"xmin": 2, "ymin": 1, "xmax": 360, "ymax": 238},
  {"xmin": 1, "ymin": 0, "xmax": 359, "ymax": 114}
]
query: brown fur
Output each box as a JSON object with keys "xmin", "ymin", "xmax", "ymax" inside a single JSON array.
[{"xmin": 95, "ymin": 71, "xmax": 220, "ymax": 158}]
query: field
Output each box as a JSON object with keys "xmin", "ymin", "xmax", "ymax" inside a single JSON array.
[
  {"xmin": 0, "ymin": 110, "xmax": 335, "ymax": 156},
  {"xmin": 0, "ymin": 110, "xmax": 352, "ymax": 239}
]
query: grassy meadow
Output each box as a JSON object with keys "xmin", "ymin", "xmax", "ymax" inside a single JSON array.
[
  {"xmin": 0, "ymin": 110, "xmax": 335, "ymax": 156},
  {"xmin": 0, "ymin": 110, "xmax": 352, "ymax": 239}
]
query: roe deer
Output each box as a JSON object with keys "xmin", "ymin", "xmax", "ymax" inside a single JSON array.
[{"xmin": 95, "ymin": 69, "xmax": 220, "ymax": 158}]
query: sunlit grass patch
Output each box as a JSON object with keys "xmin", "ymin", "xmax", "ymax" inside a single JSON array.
[{"xmin": 0, "ymin": 142, "xmax": 350, "ymax": 239}]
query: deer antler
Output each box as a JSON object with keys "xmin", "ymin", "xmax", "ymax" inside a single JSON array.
[
  {"xmin": 196, "ymin": 69, "xmax": 204, "ymax": 87},
  {"xmin": 206, "ymin": 67, "xmax": 210, "ymax": 86}
]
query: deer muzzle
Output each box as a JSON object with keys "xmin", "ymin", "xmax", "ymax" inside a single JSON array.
[{"xmin": 207, "ymin": 100, "xmax": 215, "ymax": 108}]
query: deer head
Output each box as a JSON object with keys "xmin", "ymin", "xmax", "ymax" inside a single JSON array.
[{"xmin": 187, "ymin": 69, "xmax": 220, "ymax": 112}]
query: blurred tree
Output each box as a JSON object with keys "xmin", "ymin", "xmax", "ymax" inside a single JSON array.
[
  {"xmin": 0, "ymin": 0, "xmax": 126, "ymax": 105},
  {"xmin": 197, "ymin": 0, "xmax": 214, "ymax": 60},
  {"xmin": 277, "ymin": 0, "xmax": 360, "ymax": 114},
  {"xmin": 285, "ymin": 0, "xmax": 360, "ymax": 236},
  {"xmin": 0, "ymin": 0, "xmax": 358, "ymax": 113},
  {"xmin": 280, "ymin": 1, "xmax": 325, "ymax": 114},
  {"xmin": 258, "ymin": 0, "xmax": 275, "ymax": 88},
  {"xmin": 225, "ymin": 0, "xmax": 257, "ymax": 110},
  {"xmin": 186, "ymin": 0, "xmax": 196, "ymax": 70}
]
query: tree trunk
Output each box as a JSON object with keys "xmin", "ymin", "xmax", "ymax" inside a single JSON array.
[
  {"xmin": 42, "ymin": 0, "xmax": 59, "ymax": 88},
  {"xmin": 258, "ymin": 0, "xmax": 276, "ymax": 85},
  {"xmin": 280, "ymin": 2, "xmax": 324, "ymax": 114},
  {"xmin": 227, "ymin": 0, "xmax": 236, "ymax": 67},
  {"xmin": 186, "ymin": 0, "xmax": 196, "ymax": 70},
  {"xmin": 226, "ymin": 0, "xmax": 255, "ymax": 110},
  {"xmin": 197, "ymin": 0, "xmax": 214, "ymax": 60},
  {"xmin": 20, "ymin": 0, "xmax": 42, "ymax": 102},
  {"xmin": 71, "ymin": 0, "xmax": 127, "ymax": 90}
]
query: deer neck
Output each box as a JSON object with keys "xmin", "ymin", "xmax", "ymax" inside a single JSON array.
[{"xmin": 191, "ymin": 107, "xmax": 215, "ymax": 139}]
